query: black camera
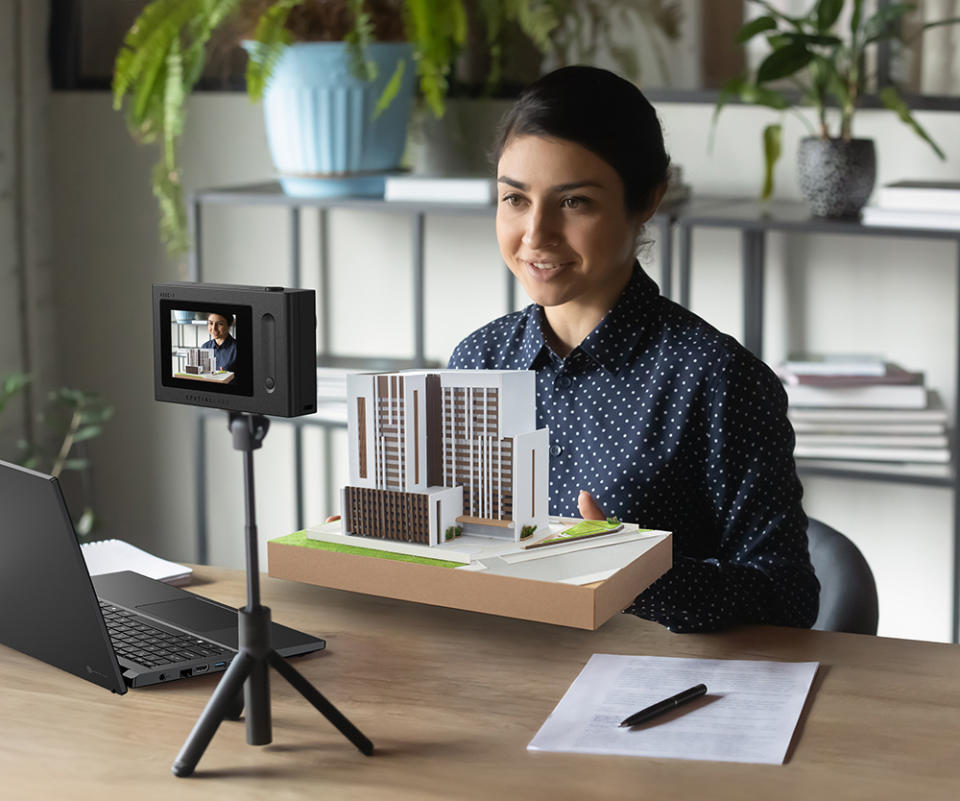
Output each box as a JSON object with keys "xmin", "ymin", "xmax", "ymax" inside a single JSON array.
[{"xmin": 153, "ymin": 282, "xmax": 317, "ymax": 418}]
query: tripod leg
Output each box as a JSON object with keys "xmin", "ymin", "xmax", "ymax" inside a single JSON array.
[
  {"xmin": 172, "ymin": 651, "xmax": 256, "ymax": 777},
  {"xmin": 224, "ymin": 689, "xmax": 244, "ymax": 721},
  {"xmin": 269, "ymin": 651, "xmax": 374, "ymax": 756}
]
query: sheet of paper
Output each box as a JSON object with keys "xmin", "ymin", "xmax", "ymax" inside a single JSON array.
[{"xmin": 528, "ymin": 654, "xmax": 818, "ymax": 764}]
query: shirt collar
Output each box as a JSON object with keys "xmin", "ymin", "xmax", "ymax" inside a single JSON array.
[{"xmin": 515, "ymin": 263, "xmax": 659, "ymax": 374}]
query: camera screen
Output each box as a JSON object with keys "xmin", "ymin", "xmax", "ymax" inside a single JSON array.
[{"xmin": 159, "ymin": 300, "xmax": 253, "ymax": 397}]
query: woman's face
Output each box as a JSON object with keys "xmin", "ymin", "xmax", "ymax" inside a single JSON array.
[
  {"xmin": 496, "ymin": 135, "xmax": 644, "ymax": 311},
  {"xmin": 207, "ymin": 314, "xmax": 229, "ymax": 342}
]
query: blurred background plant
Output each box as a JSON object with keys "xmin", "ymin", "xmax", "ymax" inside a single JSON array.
[
  {"xmin": 713, "ymin": 0, "xmax": 960, "ymax": 199},
  {"xmin": 1, "ymin": 374, "xmax": 114, "ymax": 539},
  {"xmin": 113, "ymin": 0, "xmax": 684, "ymax": 256}
]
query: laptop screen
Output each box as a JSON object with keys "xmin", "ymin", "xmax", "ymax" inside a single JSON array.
[{"xmin": 0, "ymin": 460, "xmax": 126, "ymax": 693}]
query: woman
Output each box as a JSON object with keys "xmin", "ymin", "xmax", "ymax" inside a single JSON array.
[{"xmin": 448, "ymin": 66, "xmax": 819, "ymax": 632}]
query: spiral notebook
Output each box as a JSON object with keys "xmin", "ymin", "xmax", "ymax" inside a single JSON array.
[{"xmin": 80, "ymin": 539, "xmax": 193, "ymax": 585}]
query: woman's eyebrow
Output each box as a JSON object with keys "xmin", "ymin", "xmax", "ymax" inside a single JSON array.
[{"xmin": 497, "ymin": 176, "xmax": 603, "ymax": 192}]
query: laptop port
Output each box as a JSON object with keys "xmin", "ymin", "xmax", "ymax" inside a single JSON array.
[
  {"xmin": 180, "ymin": 668, "xmax": 193, "ymax": 679},
  {"xmin": 194, "ymin": 664, "xmax": 209, "ymax": 673},
  {"xmin": 214, "ymin": 661, "xmax": 226, "ymax": 669}
]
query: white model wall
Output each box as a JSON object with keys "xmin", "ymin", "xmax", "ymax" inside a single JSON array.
[{"xmin": 43, "ymin": 90, "xmax": 960, "ymax": 641}]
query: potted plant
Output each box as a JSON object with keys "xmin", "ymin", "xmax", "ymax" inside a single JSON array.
[
  {"xmin": 113, "ymin": 0, "xmax": 573, "ymax": 256},
  {"xmin": 713, "ymin": 0, "xmax": 960, "ymax": 217},
  {"xmin": 411, "ymin": 0, "xmax": 684, "ymax": 175}
]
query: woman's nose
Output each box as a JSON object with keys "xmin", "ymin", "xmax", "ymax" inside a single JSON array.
[{"xmin": 521, "ymin": 208, "xmax": 559, "ymax": 249}]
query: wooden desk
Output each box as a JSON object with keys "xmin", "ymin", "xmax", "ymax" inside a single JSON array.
[{"xmin": 2, "ymin": 566, "xmax": 958, "ymax": 800}]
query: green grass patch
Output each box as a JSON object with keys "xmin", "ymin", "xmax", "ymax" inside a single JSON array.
[{"xmin": 271, "ymin": 531, "xmax": 462, "ymax": 568}]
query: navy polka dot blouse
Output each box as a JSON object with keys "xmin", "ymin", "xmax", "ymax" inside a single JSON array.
[{"xmin": 448, "ymin": 264, "xmax": 820, "ymax": 632}]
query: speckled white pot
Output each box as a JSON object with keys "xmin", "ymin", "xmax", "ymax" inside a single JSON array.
[{"xmin": 797, "ymin": 137, "xmax": 876, "ymax": 218}]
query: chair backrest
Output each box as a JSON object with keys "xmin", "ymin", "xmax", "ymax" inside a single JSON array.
[{"xmin": 806, "ymin": 517, "xmax": 879, "ymax": 635}]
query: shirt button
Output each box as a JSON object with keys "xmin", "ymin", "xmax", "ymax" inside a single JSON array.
[
  {"xmin": 549, "ymin": 445, "xmax": 562, "ymax": 457},
  {"xmin": 557, "ymin": 375, "xmax": 572, "ymax": 389}
]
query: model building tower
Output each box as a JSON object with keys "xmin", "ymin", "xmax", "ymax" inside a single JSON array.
[
  {"xmin": 341, "ymin": 370, "xmax": 549, "ymax": 546},
  {"xmin": 184, "ymin": 347, "xmax": 216, "ymax": 375}
]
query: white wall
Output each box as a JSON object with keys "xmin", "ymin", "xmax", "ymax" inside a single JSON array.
[{"xmin": 44, "ymin": 87, "xmax": 960, "ymax": 641}]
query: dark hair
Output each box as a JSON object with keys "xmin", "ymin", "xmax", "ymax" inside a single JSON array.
[
  {"xmin": 493, "ymin": 66, "xmax": 670, "ymax": 214},
  {"xmin": 208, "ymin": 312, "xmax": 235, "ymax": 328}
]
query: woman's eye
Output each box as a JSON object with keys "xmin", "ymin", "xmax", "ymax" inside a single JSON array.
[
  {"xmin": 501, "ymin": 193, "xmax": 524, "ymax": 207},
  {"xmin": 562, "ymin": 196, "xmax": 588, "ymax": 210}
]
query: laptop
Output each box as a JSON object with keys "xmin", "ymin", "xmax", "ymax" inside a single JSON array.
[{"xmin": 0, "ymin": 459, "xmax": 325, "ymax": 693}]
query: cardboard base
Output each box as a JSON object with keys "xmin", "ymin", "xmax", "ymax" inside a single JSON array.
[{"xmin": 268, "ymin": 528, "xmax": 672, "ymax": 630}]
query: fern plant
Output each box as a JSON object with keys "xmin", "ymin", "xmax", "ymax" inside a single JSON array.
[{"xmin": 113, "ymin": 0, "xmax": 566, "ymax": 257}]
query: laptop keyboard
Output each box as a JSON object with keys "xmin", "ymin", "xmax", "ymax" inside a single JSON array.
[{"xmin": 99, "ymin": 601, "xmax": 229, "ymax": 669}]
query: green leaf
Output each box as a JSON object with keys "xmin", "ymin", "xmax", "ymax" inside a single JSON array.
[
  {"xmin": 757, "ymin": 42, "xmax": 814, "ymax": 82},
  {"xmin": 3, "ymin": 372, "xmax": 31, "ymax": 396},
  {"xmin": 73, "ymin": 425, "xmax": 103, "ymax": 443},
  {"xmin": 920, "ymin": 16, "xmax": 960, "ymax": 33},
  {"xmin": 816, "ymin": 0, "xmax": 844, "ymax": 31},
  {"xmin": 762, "ymin": 123, "xmax": 783, "ymax": 200},
  {"xmin": 780, "ymin": 32, "xmax": 843, "ymax": 47},
  {"xmin": 863, "ymin": 3, "xmax": 914, "ymax": 44},
  {"xmin": 850, "ymin": 0, "xmax": 865, "ymax": 37},
  {"xmin": 880, "ymin": 86, "xmax": 945, "ymax": 160},
  {"xmin": 711, "ymin": 76, "xmax": 747, "ymax": 150},
  {"xmin": 373, "ymin": 59, "xmax": 406, "ymax": 119},
  {"xmin": 737, "ymin": 15, "xmax": 778, "ymax": 43}
]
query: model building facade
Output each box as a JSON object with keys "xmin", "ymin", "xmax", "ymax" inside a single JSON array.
[
  {"xmin": 183, "ymin": 347, "xmax": 216, "ymax": 375},
  {"xmin": 341, "ymin": 370, "xmax": 549, "ymax": 546}
]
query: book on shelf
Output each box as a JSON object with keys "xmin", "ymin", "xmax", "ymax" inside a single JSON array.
[
  {"xmin": 790, "ymin": 420, "xmax": 946, "ymax": 435},
  {"xmin": 795, "ymin": 458, "xmax": 952, "ymax": 481},
  {"xmin": 861, "ymin": 205, "xmax": 960, "ymax": 231},
  {"xmin": 782, "ymin": 353, "xmax": 886, "ymax": 376},
  {"xmin": 874, "ymin": 180, "xmax": 960, "ymax": 214},
  {"xmin": 784, "ymin": 382, "xmax": 928, "ymax": 409},
  {"xmin": 793, "ymin": 443, "xmax": 950, "ymax": 463},
  {"xmin": 788, "ymin": 397, "xmax": 949, "ymax": 424},
  {"xmin": 794, "ymin": 433, "xmax": 949, "ymax": 449},
  {"xmin": 384, "ymin": 175, "xmax": 496, "ymax": 204},
  {"xmin": 778, "ymin": 363, "xmax": 922, "ymax": 387}
]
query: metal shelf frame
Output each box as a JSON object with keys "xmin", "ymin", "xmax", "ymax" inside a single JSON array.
[{"xmin": 675, "ymin": 200, "xmax": 960, "ymax": 642}]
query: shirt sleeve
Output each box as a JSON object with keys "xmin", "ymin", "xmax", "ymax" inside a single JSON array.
[{"xmin": 628, "ymin": 349, "xmax": 820, "ymax": 632}]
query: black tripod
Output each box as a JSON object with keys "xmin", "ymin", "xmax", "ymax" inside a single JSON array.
[{"xmin": 172, "ymin": 411, "xmax": 373, "ymax": 777}]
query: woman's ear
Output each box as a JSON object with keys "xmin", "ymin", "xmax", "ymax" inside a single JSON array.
[{"xmin": 639, "ymin": 180, "xmax": 669, "ymax": 223}]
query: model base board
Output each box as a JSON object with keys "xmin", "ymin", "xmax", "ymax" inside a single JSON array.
[
  {"xmin": 268, "ymin": 523, "xmax": 673, "ymax": 629},
  {"xmin": 303, "ymin": 517, "xmax": 664, "ymax": 585}
]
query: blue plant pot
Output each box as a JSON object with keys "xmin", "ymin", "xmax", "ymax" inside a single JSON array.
[{"xmin": 261, "ymin": 42, "xmax": 416, "ymax": 198}]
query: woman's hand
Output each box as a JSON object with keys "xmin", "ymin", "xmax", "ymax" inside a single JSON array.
[
  {"xmin": 325, "ymin": 515, "xmax": 340, "ymax": 523},
  {"xmin": 577, "ymin": 490, "xmax": 606, "ymax": 521}
]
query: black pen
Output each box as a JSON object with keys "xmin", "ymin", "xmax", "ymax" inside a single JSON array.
[{"xmin": 618, "ymin": 683, "xmax": 708, "ymax": 727}]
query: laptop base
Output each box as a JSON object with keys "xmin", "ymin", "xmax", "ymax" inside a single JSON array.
[{"xmin": 171, "ymin": 412, "xmax": 373, "ymax": 777}]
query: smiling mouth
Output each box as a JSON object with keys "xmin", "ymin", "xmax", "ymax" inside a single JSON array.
[{"xmin": 523, "ymin": 260, "xmax": 572, "ymax": 273}]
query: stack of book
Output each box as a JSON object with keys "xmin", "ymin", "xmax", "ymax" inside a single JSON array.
[
  {"xmin": 861, "ymin": 180, "xmax": 960, "ymax": 230},
  {"xmin": 778, "ymin": 354, "xmax": 951, "ymax": 476}
]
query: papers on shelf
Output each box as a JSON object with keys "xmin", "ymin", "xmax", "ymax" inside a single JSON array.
[
  {"xmin": 528, "ymin": 654, "xmax": 818, "ymax": 765},
  {"xmin": 80, "ymin": 539, "xmax": 192, "ymax": 585}
]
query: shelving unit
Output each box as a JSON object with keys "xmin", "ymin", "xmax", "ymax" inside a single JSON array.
[
  {"xmin": 675, "ymin": 199, "xmax": 960, "ymax": 642},
  {"xmin": 188, "ymin": 184, "xmax": 960, "ymax": 640}
]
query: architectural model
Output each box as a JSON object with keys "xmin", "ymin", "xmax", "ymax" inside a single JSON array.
[
  {"xmin": 341, "ymin": 370, "xmax": 549, "ymax": 547},
  {"xmin": 183, "ymin": 347, "xmax": 216, "ymax": 375}
]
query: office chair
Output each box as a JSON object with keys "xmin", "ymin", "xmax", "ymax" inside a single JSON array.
[{"xmin": 806, "ymin": 517, "xmax": 879, "ymax": 635}]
